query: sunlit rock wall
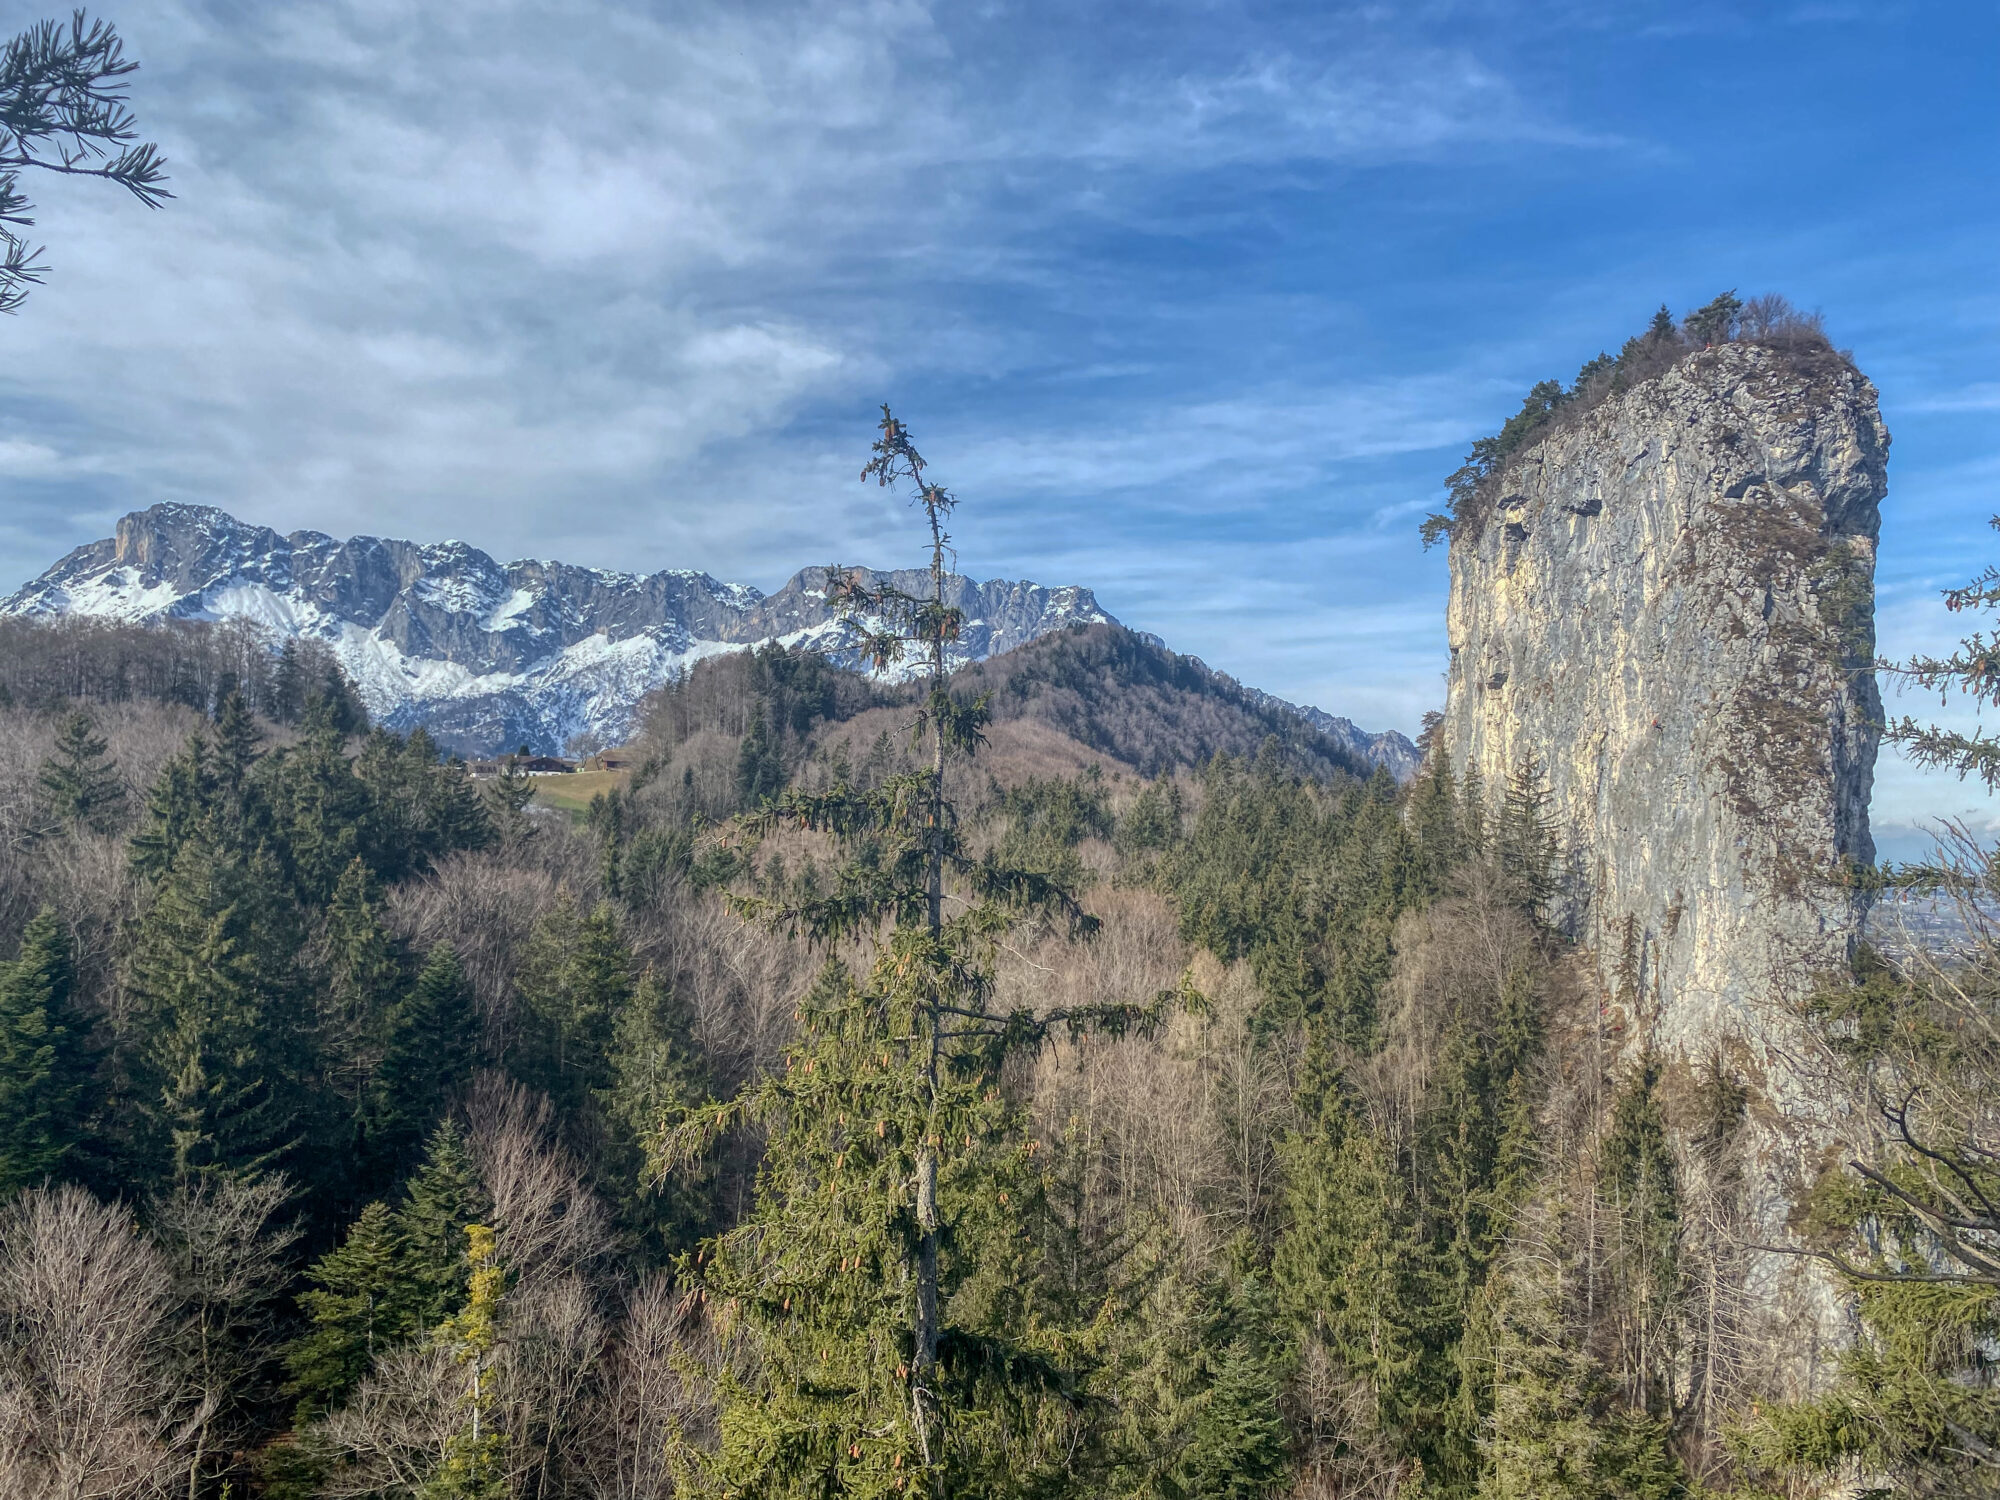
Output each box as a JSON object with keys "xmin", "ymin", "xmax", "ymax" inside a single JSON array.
[{"xmin": 1441, "ymin": 342, "xmax": 1887, "ymax": 1071}]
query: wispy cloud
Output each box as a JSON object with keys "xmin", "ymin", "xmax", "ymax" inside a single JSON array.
[{"xmin": 0, "ymin": 0, "xmax": 1994, "ymax": 823}]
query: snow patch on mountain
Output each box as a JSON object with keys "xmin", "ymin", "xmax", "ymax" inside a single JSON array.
[{"xmin": 1, "ymin": 503, "xmax": 1417, "ymax": 774}]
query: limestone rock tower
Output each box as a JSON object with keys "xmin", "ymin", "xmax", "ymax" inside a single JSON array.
[{"xmin": 1440, "ymin": 341, "xmax": 1887, "ymax": 1068}]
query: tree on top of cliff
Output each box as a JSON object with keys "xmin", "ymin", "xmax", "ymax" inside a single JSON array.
[{"xmin": 1420, "ymin": 293, "xmax": 1837, "ymax": 550}]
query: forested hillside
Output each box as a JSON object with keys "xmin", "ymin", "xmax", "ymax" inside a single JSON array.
[{"xmin": 0, "ymin": 408, "xmax": 1993, "ymax": 1500}]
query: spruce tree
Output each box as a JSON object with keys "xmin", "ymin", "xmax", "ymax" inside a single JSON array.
[
  {"xmin": 320, "ymin": 858, "xmax": 404, "ymax": 1120},
  {"xmin": 34, "ymin": 708, "xmax": 125, "ymax": 834},
  {"xmin": 263, "ymin": 718, "xmax": 369, "ymax": 904},
  {"xmin": 285, "ymin": 1199, "xmax": 417, "ymax": 1418},
  {"xmin": 655, "ymin": 408, "xmax": 1165, "ymax": 1499},
  {"xmin": 367, "ymin": 944, "xmax": 477, "ymax": 1182},
  {"xmin": 1495, "ymin": 756, "xmax": 1559, "ymax": 917},
  {"xmin": 1273, "ymin": 1104, "xmax": 1432, "ymax": 1479},
  {"xmin": 1596, "ymin": 1055, "xmax": 1681, "ymax": 1416},
  {"xmin": 124, "ymin": 829, "xmax": 300, "ymax": 1179},
  {"xmin": 513, "ymin": 895, "xmax": 630, "ymax": 1114},
  {"xmin": 735, "ymin": 704, "xmax": 784, "ymax": 808},
  {"xmin": 602, "ymin": 968, "xmax": 711, "ymax": 1251},
  {"xmin": 272, "ymin": 638, "xmax": 307, "ymax": 724},
  {"xmin": 129, "ymin": 732, "xmax": 214, "ymax": 881},
  {"xmin": 0, "ymin": 910, "xmax": 85, "ymax": 1191},
  {"xmin": 397, "ymin": 1120, "xmax": 490, "ymax": 1328}
]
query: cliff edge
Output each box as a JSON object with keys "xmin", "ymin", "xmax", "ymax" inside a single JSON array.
[{"xmin": 1440, "ymin": 341, "xmax": 1887, "ymax": 1065}]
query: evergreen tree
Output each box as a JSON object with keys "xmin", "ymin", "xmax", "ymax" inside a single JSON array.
[
  {"xmin": 34, "ymin": 708, "xmax": 125, "ymax": 834},
  {"xmin": 1494, "ymin": 756, "xmax": 1559, "ymax": 917},
  {"xmin": 1113, "ymin": 774, "xmax": 1183, "ymax": 860},
  {"xmin": 285, "ymin": 1199, "xmax": 417, "ymax": 1419},
  {"xmin": 1681, "ymin": 290, "xmax": 1741, "ymax": 347},
  {"xmin": 397, "ymin": 1120, "xmax": 490, "ymax": 1328},
  {"xmin": 1274, "ymin": 1101, "xmax": 1434, "ymax": 1480},
  {"xmin": 306, "ymin": 665, "xmax": 368, "ymax": 738},
  {"xmin": 656, "ymin": 408, "xmax": 1163, "ymax": 1499},
  {"xmin": 1132, "ymin": 1238, "xmax": 1294, "ymax": 1500},
  {"xmin": 272, "ymin": 638, "xmax": 307, "ymax": 724},
  {"xmin": 319, "ymin": 859, "xmax": 404, "ymax": 1123},
  {"xmin": 735, "ymin": 704, "xmax": 785, "ymax": 808},
  {"xmin": 263, "ymin": 719, "xmax": 369, "ymax": 904},
  {"xmin": 513, "ymin": 896, "xmax": 630, "ymax": 1114},
  {"xmin": 0, "ymin": 910, "xmax": 86, "ymax": 1191},
  {"xmin": 480, "ymin": 758, "xmax": 537, "ymax": 846},
  {"xmin": 367, "ymin": 945, "xmax": 477, "ymax": 1183},
  {"xmin": 129, "ymin": 732, "xmax": 214, "ymax": 881},
  {"xmin": 1596, "ymin": 1055, "xmax": 1681, "ymax": 1416},
  {"xmin": 1479, "ymin": 1221, "xmax": 1683, "ymax": 1500},
  {"xmin": 213, "ymin": 689, "xmax": 263, "ymax": 793},
  {"xmin": 123, "ymin": 829, "xmax": 301, "ymax": 1179},
  {"xmin": 601, "ymin": 968, "xmax": 711, "ymax": 1252}
]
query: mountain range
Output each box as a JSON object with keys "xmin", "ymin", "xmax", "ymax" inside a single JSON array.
[{"xmin": 1, "ymin": 502, "xmax": 1416, "ymax": 774}]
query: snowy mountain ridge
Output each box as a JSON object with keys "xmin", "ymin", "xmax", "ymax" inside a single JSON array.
[{"xmin": 3, "ymin": 503, "xmax": 1415, "ymax": 774}]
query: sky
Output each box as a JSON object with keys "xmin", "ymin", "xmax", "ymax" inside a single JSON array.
[{"xmin": 1, "ymin": 0, "xmax": 1995, "ymax": 856}]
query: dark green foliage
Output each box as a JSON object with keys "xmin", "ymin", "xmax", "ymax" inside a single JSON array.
[
  {"xmin": 318, "ymin": 859, "xmax": 404, "ymax": 1130},
  {"xmin": 262, "ymin": 721, "xmax": 372, "ymax": 905},
  {"xmin": 1597, "ymin": 1056, "xmax": 1682, "ymax": 1416},
  {"xmin": 123, "ymin": 828, "xmax": 305, "ymax": 1180},
  {"xmin": 1422, "ymin": 294, "xmax": 1836, "ymax": 549},
  {"xmin": 735, "ymin": 704, "xmax": 785, "ymax": 807},
  {"xmin": 513, "ymin": 896, "xmax": 631, "ymax": 1113},
  {"xmin": 34, "ymin": 708, "xmax": 125, "ymax": 833},
  {"xmin": 601, "ymin": 969, "xmax": 711, "ymax": 1253},
  {"xmin": 993, "ymin": 769, "xmax": 1113, "ymax": 890},
  {"xmin": 1681, "ymin": 290, "xmax": 1741, "ymax": 347},
  {"xmin": 395, "ymin": 1120, "xmax": 489, "ymax": 1329},
  {"xmin": 306, "ymin": 665, "xmax": 368, "ymax": 737},
  {"xmin": 1494, "ymin": 756, "xmax": 1559, "ymax": 918},
  {"xmin": 128, "ymin": 733, "xmax": 215, "ymax": 881},
  {"xmin": 366, "ymin": 945, "xmax": 476, "ymax": 1183},
  {"xmin": 351, "ymin": 726, "xmax": 493, "ymax": 882},
  {"xmin": 1115, "ymin": 774, "xmax": 1183, "ymax": 859},
  {"xmin": 0, "ymin": 910, "xmax": 89, "ymax": 1191},
  {"xmin": 1480, "ymin": 1239, "xmax": 1686, "ymax": 1500},
  {"xmin": 285, "ymin": 1200, "xmax": 415, "ymax": 1419},
  {"xmin": 1163, "ymin": 752, "xmax": 1416, "ymax": 1037},
  {"xmin": 271, "ymin": 639, "xmax": 307, "ymax": 724},
  {"xmin": 1275, "ymin": 1108, "xmax": 1433, "ymax": 1469},
  {"xmin": 661, "ymin": 409, "xmax": 1165, "ymax": 1499}
]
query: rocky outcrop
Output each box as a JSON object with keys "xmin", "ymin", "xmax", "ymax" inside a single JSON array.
[{"xmin": 1440, "ymin": 342, "xmax": 1887, "ymax": 1059}]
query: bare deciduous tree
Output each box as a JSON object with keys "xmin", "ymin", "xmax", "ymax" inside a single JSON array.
[{"xmin": 0, "ymin": 1184, "xmax": 207, "ymax": 1500}]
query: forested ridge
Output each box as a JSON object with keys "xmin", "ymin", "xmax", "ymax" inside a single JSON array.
[{"xmin": 0, "ymin": 430, "xmax": 1995, "ymax": 1500}]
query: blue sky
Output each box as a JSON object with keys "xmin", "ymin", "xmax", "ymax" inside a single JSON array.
[{"xmin": 1, "ymin": 0, "xmax": 1994, "ymax": 852}]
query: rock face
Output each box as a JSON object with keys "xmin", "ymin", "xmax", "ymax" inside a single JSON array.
[{"xmin": 1440, "ymin": 342, "xmax": 1887, "ymax": 1057}]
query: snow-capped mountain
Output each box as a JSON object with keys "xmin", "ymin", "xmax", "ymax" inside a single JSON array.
[
  {"xmin": 2, "ymin": 503, "xmax": 1417, "ymax": 774},
  {"xmin": 2, "ymin": 504, "xmax": 1114, "ymax": 754}
]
